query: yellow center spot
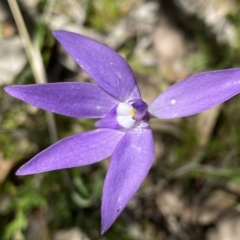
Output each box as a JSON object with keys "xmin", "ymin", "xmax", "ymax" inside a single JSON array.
[{"xmin": 130, "ymin": 108, "xmax": 136, "ymax": 116}]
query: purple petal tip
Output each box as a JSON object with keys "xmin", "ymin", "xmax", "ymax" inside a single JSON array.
[
  {"xmin": 52, "ymin": 30, "xmax": 63, "ymax": 38},
  {"xmin": 4, "ymin": 86, "xmax": 12, "ymax": 94},
  {"xmin": 101, "ymin": 221, "xmax": 113, "ymax": 235},
  {"xmin": 4, "ymin": 86, "xmax": 21, "ymax": 98},
  {"xmin": 52, "ymin": 30, "xmax": 69, "ymax": 43},
  {"xmin": 16, "ymin": 167, "xmax": 28, "ymax": 176}
]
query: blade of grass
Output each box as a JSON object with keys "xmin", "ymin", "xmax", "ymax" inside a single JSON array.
[
  {"xmin": 7, "ymin": 0, "xmax": 58, "ymax": 144},
  {"xmin": 7, "ymin": 0, "xmax": 74, "ymax": 193}
]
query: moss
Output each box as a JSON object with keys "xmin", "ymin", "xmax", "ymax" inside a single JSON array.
[{"xmin": 85, "ymin": 0, "xmax": 135, "ymax": 32}]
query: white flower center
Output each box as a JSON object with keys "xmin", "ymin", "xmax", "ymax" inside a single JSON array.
[{"xmin": 116, "ymin": 102, "xmax": 136, "ymax": 128}]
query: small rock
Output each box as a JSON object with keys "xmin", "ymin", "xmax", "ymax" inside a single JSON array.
[
  {"xmin": 153, "ymin": 17, "xmax": 189, "ymax": 83},
  {"xmin": 0, "ymin": 37, "xmax": 26, "ymax": 86},
  {"xmin": 52, "ymin": 228, "xmax": 90, "ymax": 240},
  {"xmin": 206, "ymin": 214, "xmax": 240, "ymax": 240},
  {"xmin": 182, "ymin": 190, "xmax": 237, "ymax": 225}
]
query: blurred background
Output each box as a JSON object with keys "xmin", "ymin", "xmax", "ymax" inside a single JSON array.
[{"xmin": 1, "ymin": 0, "xmax": 240, "ymax": 239}]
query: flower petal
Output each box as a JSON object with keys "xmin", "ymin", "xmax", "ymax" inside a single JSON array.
[
  {"xmin": 16, "ymin": 129, "xmax": 125, "ymax": 175},
  {"xmin": 101, "ymin": 128, "xmax": 154, "ymax": 233},
  {"xmin": 53, "ymin": 30, "xmax": 141, "ymax": 100},
  {"xmin": 4, "ymin": 82, "xmax": 118, "ymax": 118},
  {"xmin": 149, "ymin": 68, "xmax": 240, "ymax": 118}
]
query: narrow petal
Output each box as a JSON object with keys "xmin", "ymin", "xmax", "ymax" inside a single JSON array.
[
  {"xmin": 149, "ymin": 68, "xmax": 240, "ymax": 118},
  {"xmin": 53, "ymin": 30, "xmax": 141, "ymax": 100},
  {"xmin": 94, "ymin": 106, "xmax": 123, "ymax": 129},
  {"xmin": 16, "ymin": 129, "xmax": 125, "ymax": 175},
  {"xmin": 4, "ymin": 83, "xmax": 118, "ymax": 118},
  {"xmin": 101, "ymin": 129, "xmax": 154, "ymax": 233},
  {"xmin": 95, "ymin": 103, "xmax": 136, "ymax": 129}
]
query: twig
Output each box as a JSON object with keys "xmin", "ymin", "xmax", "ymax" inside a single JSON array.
[
  {"xmin": 8, "ymin": 0, "xmax": 74, "ymax": 193},
  {"xmin": 7, "ymin": 0, "xmax": 58, "ymax": 143}
]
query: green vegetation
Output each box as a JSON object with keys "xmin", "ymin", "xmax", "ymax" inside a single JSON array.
[{"xmin": 1, "ymin": 0, "xmax": 240, "ymax": 239}]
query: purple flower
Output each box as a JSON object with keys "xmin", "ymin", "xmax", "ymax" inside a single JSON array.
[{"xmin": 4, "ymin": 30, "xmax": 240, "ymax": 233}]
